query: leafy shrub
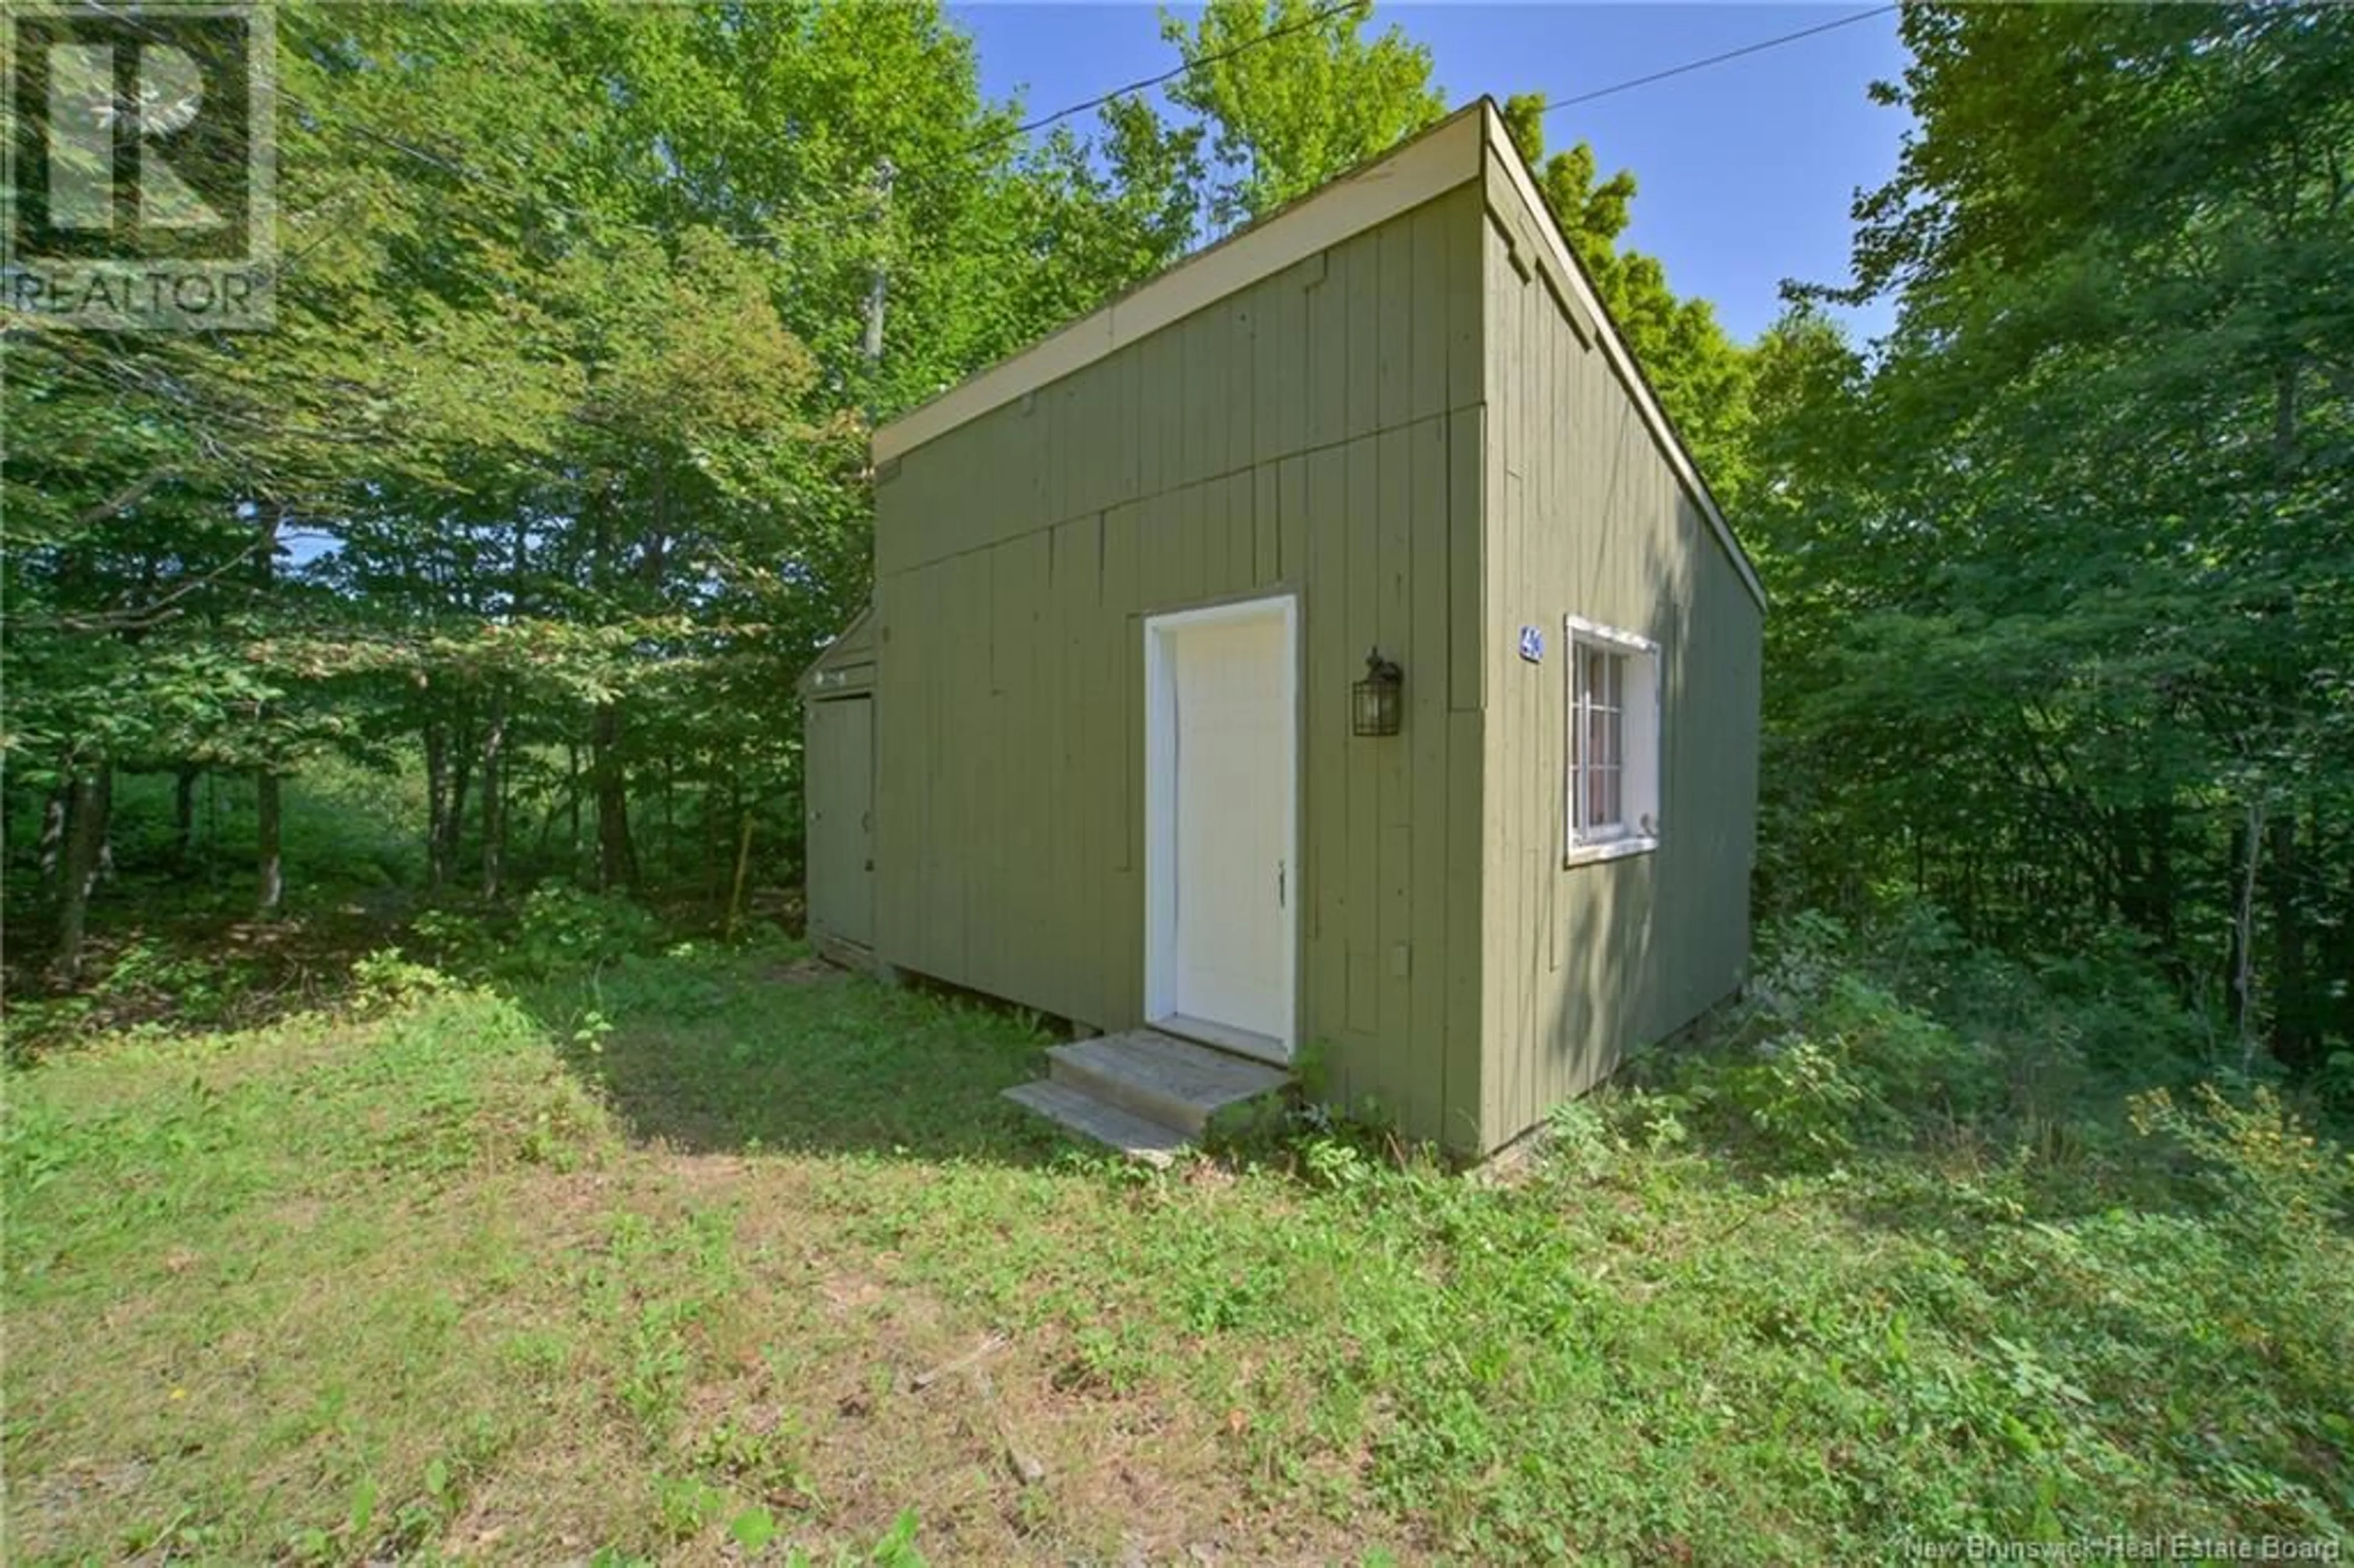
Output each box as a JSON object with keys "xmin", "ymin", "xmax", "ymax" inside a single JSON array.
[
  {"xmin": 1542, "ymin": 1099, "xmax": 1625, "ymax": 1182},
  {"xmin": 2128, "ymin": 1083, "xmax": 2353, "ymax": 1247},
  {"xmin": 407, "ymin": 907, "xmax": 498, "ymax": 974},
  {"xmin": 1593, "ymin": 1084, "xmax": 1695, "ymax": 1155},
  {"xmin": 590, "ymin": 948, "xmax": 736, "ymax": 1022},
  {"xmin": 1660, "ymin": 899, "xmax": 2247, "ymax": 1172},
  {"xmin": 94, "ymin": 935, "xmax": 257, "ymax": 1029},
  {"xmin": 351, "ymin": 948, "xmax": 456, "ymax": 1014},
  {"xmin": 510, "ymin": 885, "xmax": 659, "ymax": 975},
  {"xmin": 1940, "ymin": 1085, "xmax": 2354, "ymax": 1531},
  {"xmin": 407, "ymin": 886, "xmax": 663, "ymax": 982},
  {"xmin": 0, "ymin": 994, "xmax": 94, "ymax": 1062},
  {"xmin": 1715, "ymin": 938, "xmax": 2003, "ymax": 1165},
  {"xmin": 2030, "ymin": 927, "xmax": 2211, "ymax": 1075},
  {"xmin": 1721, "ymin": 1035, "xmax": 1871, "ymax": 1163},
  {"xmin": 2318, "ymin": 1048, "xmax": 2354, "ymax": 1117},
  {"xmin": 1299, "ymin": 1133, "xmax": 1376, "ymax": 1192}
]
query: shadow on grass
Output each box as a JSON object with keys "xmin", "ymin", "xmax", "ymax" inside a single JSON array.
[{"xmin": 512, "ymin": 943, "xmax": 1074, "ymax": 1165}]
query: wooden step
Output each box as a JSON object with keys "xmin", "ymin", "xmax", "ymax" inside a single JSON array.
[
  {"xmin": 1046, "ymin": 1030, "xmax": 1289, "ymax": 1136},
  {"xmin": 1002, "ymin": 1080, "xmax": 1190, "ymax": 1167}
]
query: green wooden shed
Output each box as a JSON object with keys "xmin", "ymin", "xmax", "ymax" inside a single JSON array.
[
  {"xmin": 797, "ymin": 607, "xmax": 875, "ymax": 964},
  {"xmin": 804, "ymin": 97, "xmax": 1764, "ymax": 1159}
]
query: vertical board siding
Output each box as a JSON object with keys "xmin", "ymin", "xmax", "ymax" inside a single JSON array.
[
  {"xmin": 1405, "ymin": 419, "xmax": 1450, "ymax": 1136},
  {"xmin": 1344, "ymin": 229, "xmax": 1382, "ymax": 440},
  {"xmin": 1304, "ymin": 441, "xmax": 1354, "ymax": 1066},
  {"xmin": 1374, "ymin": 425, "xmax": 1419, "ymax": 1128},
  {"xmin": 1341, "ymin": 435, "xmax": 1380, "ymax": 1046},
  {"xmin": 870, "ymin": 181, "xmax": 1491, "ymax": 1151},
  {"xmin": 1472, "ymin": 161, "xmax": 1765, "ymax": 1152},
  {"xmin": 1305, "ymin": 256, "xmax": 1348, "ymax": 452},
  {"xmin": 1252, "ymin": 467, "xmax": 1281, "ymax": 588}
]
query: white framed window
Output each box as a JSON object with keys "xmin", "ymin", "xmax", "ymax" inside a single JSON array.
[{"xmin": 1564, "ymin": 614, "xmax": 1660, "ymax": 865}]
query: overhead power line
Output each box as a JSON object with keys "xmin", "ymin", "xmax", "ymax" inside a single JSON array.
[
  {"xmin": 972, "ymin": 0, "xmax": 1371, "ymax": 154},
  {"xmin": 74, "ymin": 1, "xmax": 1900, "ymax": 273},
  {"xmin": 1537, "ymin": 4, "xmax": 1900, "ymax": 116}
]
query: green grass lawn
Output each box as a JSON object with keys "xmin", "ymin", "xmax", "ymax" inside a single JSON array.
[{"xmin": 6, "ymin": 934, "xmax": 2350, "ymax": 1564}]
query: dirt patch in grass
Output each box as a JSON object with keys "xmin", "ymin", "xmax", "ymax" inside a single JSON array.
[
  {"xmin": 12, "ymin": 1460, "xmax": 154, "ymax": 1562},
  {"xmin": 762, "ymin": 956, "xmax": 844, "ymax": 986}
]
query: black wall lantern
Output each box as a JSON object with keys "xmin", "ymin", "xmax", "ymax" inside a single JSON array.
[{"xmin": 1352, "ymin": 647, "xmax": 1404, "ymax": 737}]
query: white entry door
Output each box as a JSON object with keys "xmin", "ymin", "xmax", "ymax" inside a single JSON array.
[{"xmin": 1145, "ymin": 597, "xmax": 1297, "ymax": 1062}]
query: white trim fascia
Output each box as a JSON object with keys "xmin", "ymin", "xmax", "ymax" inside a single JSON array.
[
  {"xmin": 1141, "ymin": 593, "xmax": 1300, "ymax": 1059},
  {"xmin": 1144, "ymin": 623, "xmax": 1177, "ymax": 1026},
  {"xmin": 1563, "ymin": 612, "xmax": 1658, "ymax": 658},
  {"xmin": 1143, "ymin": 595, "xmax": 1300, "ymax": 635},
  {"xmin": 873, "ymin": 107, "xmax": 1488, "ymax": 465},
  {"xmin": 1481, "ymin": 114, "xmax": 1770, "ymax": 614},
  {"xmin": 796, "ymin": 604, "xmax": 875, "ymax": 697},
  {"xmin": 1563, "ymin": 835, "xmax": 1658, "ymax": 869}
]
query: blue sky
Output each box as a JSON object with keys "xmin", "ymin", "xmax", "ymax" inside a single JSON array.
[{"xmin": 947, "ymin": 2, "xmax": 1912, "ymax": 345}]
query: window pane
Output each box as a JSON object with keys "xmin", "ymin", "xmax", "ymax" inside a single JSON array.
[{"xmin": 1569, "ymin": 637, "xmax": 1642, "ymax": 842}]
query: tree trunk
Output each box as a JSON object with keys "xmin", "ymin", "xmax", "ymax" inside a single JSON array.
[
  {"xmin": 566, "ymin": 740, "xmax": 582, "ymax": 869},
  {"xmin": 533, "ymin": 787, "xmax": 565, "ymax": 860},
  {"xmin": 2266, "ymin": 806, "xmax": 2312, "ymax": 1070},
  {"xmin": 662, "ymin": 756, "xmax": 676, "ymax": 883},
  {"xmin": 93, "ymin": 767, "xmax": 116, "ymax": 885},
  {"xmin": 703, "ymin": 769, "xmax": 721, "ymax": 900},
  {"xmin": 438, "ymin": 710, "xmax": 474, "ymax": 887},
  {"xmin": 2228, "ymin": 797, "xmax": 2264, "ymax": 1071},
  {"xmin": 173, "ymin": 763, "xmax": 199, "ymax": 866},
  {"xmin": 720, "ymin": 778, "xmax": 742, "ymax": 904},
  {"xmin": 587, "ymin": 483, "xmax": 638, "ymax": 892},
  {"xmin": 54, "ymin": 764, "xmax": 111, "ymax": 982},
  {"xmin": 2273, "ymin": 360, "xmax": 2300, "ymax": 474},
  {"xmin": 38, "ymin": 782, "xmax": 67, "ymax": 885},
  {"xmin": 254, "ymin": 506, "xmax": 284, "ymax": 916},
  {"xmin": 205, "ymin": 772, "xmax": 221, "ymax": 889},
  {"xmin": 862, "ymin": 160, "xmax": 893, "ymax": 364},
  {"xmin": 2322, "ymin": 815, "xmax": 2354, "ymax": 1054},
  {"xmin": 256, "ymin": 769, "xmax": 283, "ymax": 915},
  {"xmin": 480, "ymin": 685, "xmax": 509, "ymax": 900},
  {"xmin": 592, "ymin": 701, "xmax": 635, "ymax": 889},
  {"xmin": 424, "ymin": 720, "xmax": 449, "ymax": 888},
  {"xmin": 725, "ymin": 809, "xmax": 754, "ymax": 942},
  {"xmin": 2116, "ymin": 800, "xmax": 2178, "ymax": 950},
  {"xmin": 482, "ymin": 513, "xmax": 527, "ymax": 902}
]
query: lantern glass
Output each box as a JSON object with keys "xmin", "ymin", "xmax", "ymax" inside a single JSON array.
[{"xmin": 1352, "ymin": 649, "xmax": 1403, "ymax": 737}]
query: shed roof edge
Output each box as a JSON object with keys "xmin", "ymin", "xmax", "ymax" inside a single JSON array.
[
  {"xmin": 797, "ymin": 605, "xmax": 875, "ymax": 698},
  {"xmin": 1474, "ymin": 105, "xmax": 1769, "ymax": 614},
  {"xmin": 870, "ymin": 104, "xmax": 1488, "ymax": 464}
]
